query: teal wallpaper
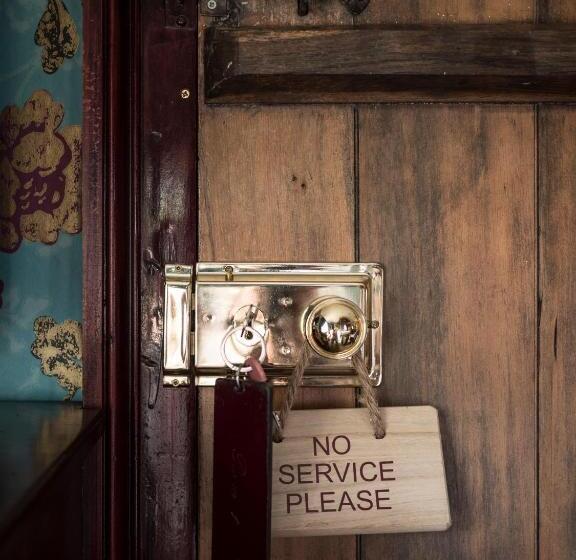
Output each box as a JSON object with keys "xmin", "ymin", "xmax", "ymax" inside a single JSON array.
[{"xmin": 0, "ymin": 0, "xmax": 83, "ymax": 400}]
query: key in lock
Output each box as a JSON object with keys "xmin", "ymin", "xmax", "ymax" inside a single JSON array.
[{"xmin": 220, "ymin": 304, "xmax": 269, "ymax": 373}]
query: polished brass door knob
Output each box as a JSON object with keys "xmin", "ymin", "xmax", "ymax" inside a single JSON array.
[{"xmin": 304, "ymin": 296, "xmax": 367, "ymax": 360}]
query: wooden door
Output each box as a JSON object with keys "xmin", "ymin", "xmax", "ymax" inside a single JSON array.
[{"xmin": 126, "ymin": 1, "xmax": 576, "ymax": 559}]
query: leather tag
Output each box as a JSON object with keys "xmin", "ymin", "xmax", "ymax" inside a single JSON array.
[{"xmin": 212, "ymin": 378, "xmax": 272, "ymax": 560}]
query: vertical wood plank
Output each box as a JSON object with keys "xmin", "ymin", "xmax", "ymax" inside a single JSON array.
[
  {"xmin": 359, "ymin": 105, "xmax": 535, "ymax": 559},
  {"xmin": 537, "ymin": 1, "xmax": 576, "ymax": 558},
  {"xmin": 538, "ymin": 107, "xmax": 576, "ymax": 560},
  {"xmin": 198, "ymin": 4, "xmax": 356, "ymax": 560},
  {"xmin": 358, "ymin": 4, "xmax": 536, "ymax": 560},
  {"xmin": 535, "ymin": 0, "xmax": 576, "ymax": 555},
  {"xmin": 82, "ymin": 0, "xmax": 105, "ymax": 410},
  {"xmin": 198, "ymin": 106, "xmax": 356, "ymax": 560},
  {"xmin": 140, "ymin": 2, "xmax": 198, "ymax": 558}
]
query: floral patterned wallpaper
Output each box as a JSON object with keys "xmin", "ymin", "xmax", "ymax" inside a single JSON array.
[{"xmin": 0, "ymin": 0, "xmax": 82, "ymax": 400}]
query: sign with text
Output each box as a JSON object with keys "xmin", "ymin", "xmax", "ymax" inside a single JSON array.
[{"xmin": 271, "ymin": 406, "xmax": 451, "ymax": 537}]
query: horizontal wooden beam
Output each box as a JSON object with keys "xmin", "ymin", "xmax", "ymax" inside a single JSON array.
[{"xmin": 205, "ymin": 24, "xmax": 576, "ymax": 103}]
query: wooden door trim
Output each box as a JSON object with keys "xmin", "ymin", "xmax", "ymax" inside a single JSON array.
[
  {"xmin": 138, "ymin": 1, "xmax": 199, "ymax": 559},
  {"xmin": 82, "ymin": 0, "xmax": 142, "ymax": 558},
  {"xmin": 84, "ymin": 0, "xmax": 201, "ymax": 558},
  {"xmin": 205, "ymin": 24, "xmax": 576, "ymax": 103}
]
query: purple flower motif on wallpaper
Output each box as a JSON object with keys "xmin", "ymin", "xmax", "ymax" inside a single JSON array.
[{"xmin": 0, "ymin": 89, "xmax": 81, "ymax": 253}]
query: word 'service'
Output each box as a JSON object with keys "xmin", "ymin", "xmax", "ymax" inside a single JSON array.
[
  {"xmin": 277, "ymin": 435, "xmax": 395, "ymax": 514},
  {"xmin": 272, "ymin": 406, "xmax": 450, "ymax": 537}
]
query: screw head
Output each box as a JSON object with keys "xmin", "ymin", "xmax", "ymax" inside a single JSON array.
[
  {"xmin": 202, "ymin": 313, "xmax": 213, "ymax": 323},
  {"xmin": 280, "ymin": 344, "xmax": 292, "ymax": 356},
  {"xmin": 172, "ymin": 378, "xmax": 180, "ymax": 387},
  {"xmin": 207, "ymin": 0, "xmax": 217, "ymax": 9},
  {"xmin": 176, "ymin": 14, "xmax": 187, "ymax": 26},
  {"xmin": 279, "ymin": 296, "xmax": 293, "ymax": 307},
  {"xmin": 180, "ymin": 88, "xmax": 190, "ymax": 99}
]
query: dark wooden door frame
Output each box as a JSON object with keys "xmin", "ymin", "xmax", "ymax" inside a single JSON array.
[
  {"xmin": 139, "ymin": 1, "xmax": 199, "ymax": 559},
  {"xmin": 82, "ymin": 0, "xmax": 135, "ymax": 558},
  {"xmin": 83, "ymin": 1, "xmax": 200, "ymax": 558}
]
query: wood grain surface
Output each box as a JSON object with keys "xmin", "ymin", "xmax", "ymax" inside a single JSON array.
[
  {"xmin": 205, "ymin": 24, "xmax": 576, "ymax": 103},
  {"xmin": 198, "ymin": 3, "xmax": 357, "ymax": 559},
  {"xmin": 358, "ymin": 5, "xmax": 537, "ymax": 558},
  {"xmin": 194, "ymin": 1, "xmax": 576, "ymax": 559},
  {"xmin": 272, "ymin": 406, "xmax": 450, "ymax": 537},
  {"xmin": 198, "ymin": 105, "xmax": 356, "ymax": 560},
  {"xmin": 359, "ymin": 105, "xmax": 536, "ymax": 559},
  {"xmin": 538, "ymin": 4, "xmax": 576, "ymax": 560},
  {"xmin": 538, "ymin": 107, "xmax": 576, "ymax": 560},
  {"xmin": 139, "ymin": 2, "xmax": 199, "ymax": 559}
]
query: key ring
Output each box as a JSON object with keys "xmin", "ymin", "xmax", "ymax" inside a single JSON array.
[{"xmin": 220, "ymin": 325, "xmax": 267, "ymax": 374}]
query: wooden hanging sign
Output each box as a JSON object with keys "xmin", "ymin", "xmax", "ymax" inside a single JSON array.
[{"xmin": 271, "ymin": 406, "xmax": 451, "ymax": 537}]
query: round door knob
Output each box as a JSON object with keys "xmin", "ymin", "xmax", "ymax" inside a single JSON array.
[{"xmin": 304, "ymin": 297, "xmax": 367, "ymax": 360}]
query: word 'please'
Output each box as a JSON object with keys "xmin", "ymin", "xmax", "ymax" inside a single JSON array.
[{"xmin": 277, "ymin": 435, "xmax": 395, "ymax": 515}]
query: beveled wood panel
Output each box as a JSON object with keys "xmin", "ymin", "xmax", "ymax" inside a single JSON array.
[
  {"xmin": 204, "ymin": 24, "xmax": 576, "ymax": 103},
  {"xmin": 198, "ymin": 106, "xmax": 356, "ymax": 560},
  {"xmin": 538, "ymin": 107, "xmax": 576, "ymax": 560},
  {"xmin": 359, "ymin": 105, "xmax": 536, "ymax": 559}
]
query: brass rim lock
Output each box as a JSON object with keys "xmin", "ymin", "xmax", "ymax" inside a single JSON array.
[
  {"xmin": 162, "ymin": 263, "xmax": 383, "ymax": 387},
  {"xmin": 304, "ymin": 297, "xmax": 367, "ymax": 360}
]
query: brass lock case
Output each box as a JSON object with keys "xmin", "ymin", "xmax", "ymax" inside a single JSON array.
[{"xmin": 164, "ymin": 262, "xmax": 383, "ymax": 387}]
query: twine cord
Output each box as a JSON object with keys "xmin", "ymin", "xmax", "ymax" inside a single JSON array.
[
  {"xmin": 273, "ymin": 345, "xmax": 385, "ymax": 442},
  {"xmin": 273, "ymin": 344, "xmax": 310, "ymax": 442},
  {"xmin": 352, "ymin": 353, "xmax": 386, "ymax": 439}
]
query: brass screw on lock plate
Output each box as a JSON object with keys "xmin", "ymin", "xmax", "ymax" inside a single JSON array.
[{"xmin": 304, "ymin": 297, "xmax": 367, "ymax": 360}]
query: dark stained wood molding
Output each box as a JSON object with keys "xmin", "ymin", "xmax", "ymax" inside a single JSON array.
[
  {"xmin": 139, "ymin": 1, "xmax": 199, "ymax": 559},
  {"xmin": 82, "ymin": 0, "xmax": 105, "ymax": 412},
  {"xmin": 83, "ymin": 0, "xmax": 137, "ymax": 558},
  {"xmin": 205, "ymin": 24, "xmax": 576, "ymax": 103},
  {"xmin": 82, "ymin": 2, "xmax": 107, "ymax": 559},
  {"xmin": 84, "ymin": 0, "xmax": 200, "ymax": 557}
]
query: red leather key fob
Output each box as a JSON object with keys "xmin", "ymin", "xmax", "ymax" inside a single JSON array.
[{"xmin": 212, "ymin": 377, "xmax": 272, "ymax": 560}]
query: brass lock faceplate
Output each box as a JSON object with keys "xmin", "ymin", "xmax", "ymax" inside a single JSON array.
[{"xmin": 192, "ymin": 263, "xmax": 383, "ymax": 387}]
